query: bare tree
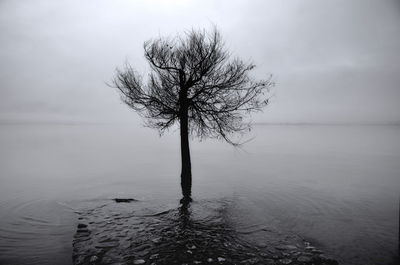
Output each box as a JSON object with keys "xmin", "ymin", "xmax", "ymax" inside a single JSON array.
[{"xmin": 111, "ymin": 28, "xmax": 273, "ymax": 202}]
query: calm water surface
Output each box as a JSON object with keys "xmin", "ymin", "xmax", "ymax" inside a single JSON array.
[{"xmin": 0, "ymin": 123, "xmax": 399, "ymax": 265}]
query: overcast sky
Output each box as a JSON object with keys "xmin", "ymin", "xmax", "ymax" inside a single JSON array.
[{"xmin": 1, "ymin": 0, "xmax": 399, "ymax": 124}]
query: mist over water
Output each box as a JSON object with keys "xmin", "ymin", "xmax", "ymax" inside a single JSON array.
[{"xmin": 0, "ymin": 123, "xmax": 398, "ymax": 265}]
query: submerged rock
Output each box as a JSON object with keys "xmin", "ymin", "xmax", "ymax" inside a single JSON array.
[
  {"xmin": 77, "ymin": 223, "xmax": 88, "ymax": 229},
  {"xmin": 113, "ymin": 198, "xmax": 137, "ymax": 203}
]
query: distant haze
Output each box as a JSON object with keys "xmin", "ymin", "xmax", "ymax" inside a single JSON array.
[{"xmin": 1, "ymin": 0, "xmax": 399, "ymax": 124}]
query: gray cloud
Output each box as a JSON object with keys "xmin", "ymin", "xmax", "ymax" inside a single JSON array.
[{"xmin": 0, "ymin": 0, "xmax": 399, "ymax": 123}]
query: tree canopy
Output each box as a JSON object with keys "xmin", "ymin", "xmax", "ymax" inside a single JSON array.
[{"xmin": 112, "ymin": 28, "xmax": 273, "ymax": 145}]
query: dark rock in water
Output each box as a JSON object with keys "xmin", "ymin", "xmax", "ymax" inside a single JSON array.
[
  {"xmin": 76, "ymin": 229, "xmax": 89, "ymax": 234},
  {"xmin": 113, "ymin": 198, "xmax": 137, "ymax": 203},
  {"xmin": 77, "ymin": 223, "xmax": 87, "ymax": 229},
  {"xmin": 76, "ymin": 223, "xmax": 90, "ymax": 234}
]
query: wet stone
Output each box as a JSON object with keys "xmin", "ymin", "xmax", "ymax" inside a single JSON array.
[
  {"xmin": 311, "ymin": 249, "xmax": 323, "ymax": 254},
  {"xmin": 74, "ymin": 256, "xmax": 85, "ymax": 265},
  {"xmin": 279, "ymin": 258, "xmax": 292, "ymax": 264},
  {"xmin": 72, "ymin": 201, "xmax": 339, "ymax": 265},
  {"xmin": 89, "ymin": 255, "xmax": 98, "ymax": 263},
  {"xmin": 77, "ymin": 229, "xmax": 90, "ymax": 234},
  {"xmin": 285, "ymin": 245, "xmax": 298, "ymax": 250},
  {"xmin": 297, "ymin": 256, "xmax": 312, "ymax": 263},
  {"xmin": 78, "ymin": 223, "xmax": 88, "ymax": 229},
  {"xmin": 186, "ymin": 244, "xmax": 197, "ymax": 249},
  {"xmin": 305, "ymin": 246, "xmax": 315, "ymax": 251}
]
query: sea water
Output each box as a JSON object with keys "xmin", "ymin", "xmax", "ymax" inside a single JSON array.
[{"xmin": 0, "ymin": 123, "xmax": 399, "ymax": 265}]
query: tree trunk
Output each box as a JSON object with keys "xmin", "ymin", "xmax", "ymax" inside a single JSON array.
[{"xmin": 180, "ymin": 107, "xmax": 192, "ymax": 200}]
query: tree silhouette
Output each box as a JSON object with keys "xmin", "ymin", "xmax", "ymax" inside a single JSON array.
[{"xmin": 112, "ymin": 28, "xmax": 273, "ymax": 202}]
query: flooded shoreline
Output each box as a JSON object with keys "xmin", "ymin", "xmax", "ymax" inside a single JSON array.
[{"xmin": 72, "ymin": 198, "xmax": 339, "ymax": 265}]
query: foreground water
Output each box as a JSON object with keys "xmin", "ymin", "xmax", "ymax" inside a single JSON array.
[{"xmin": 0, "ymin": 123, "xmax": 399, "ymax": 264}]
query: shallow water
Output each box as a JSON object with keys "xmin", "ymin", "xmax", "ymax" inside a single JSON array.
[
  {"xmin": 72, "ymin": 198, "xmax": 333, "ymax": 265},
  {"xmin": 0, "ymin": 123, "xmax": 399, "ymax": 264}
]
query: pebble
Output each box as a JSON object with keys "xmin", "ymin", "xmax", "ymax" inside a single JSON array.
[
  {"xmin": 207, "ymin": 258, "xmax": 213, "ymax": 262},
  {"xmin": 186, "ymin": 244, "xmax": 197, "ymax": 249},
  {"xmin": 217, "ymin": 257, "xmax": 226, "ymax": 262},
  {"xmin": 89, "ymin": 255, "xmax": 98, "ymax": 262},
  {"xmin": 279, "ymin": 258, "xmax": 292, "ymax": 264},
  {"xmin": 133, "ymin": 259, "xmax": 145, "ymax": 264},
  {"xmin": 311, "ymin": 249, "xmax": 323, "ymax": 254},
  {"xmin": 286, "ymin": 245, "xmax": 297, "ymax": 250}
]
